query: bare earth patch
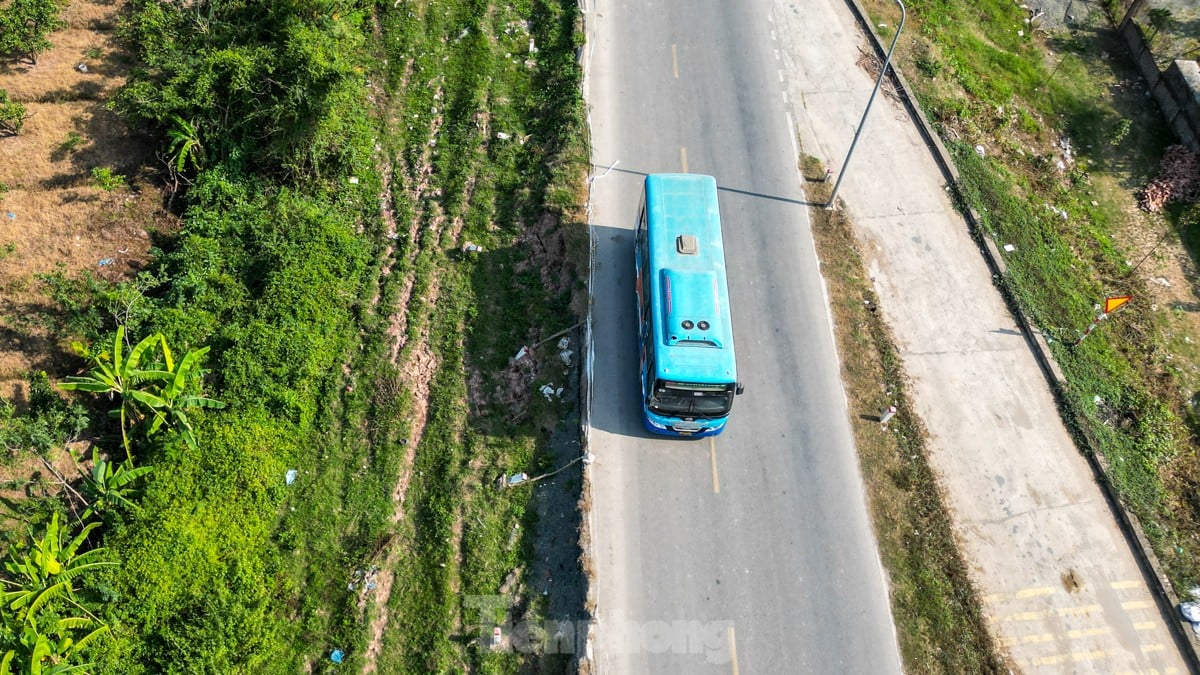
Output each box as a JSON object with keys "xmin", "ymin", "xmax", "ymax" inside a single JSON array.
[{"xmin": 0, "ymin": 0, "xmax": 166, "ymax": 402}]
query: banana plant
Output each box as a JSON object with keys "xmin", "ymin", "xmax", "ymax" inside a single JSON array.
[
  {"xmin": 0, "ymin": 514, "xmax": 114, "ymax": 628},
  {"xmin": 0, "ymin": 514, "xmax": 113, "ymax": 674},
  {"xmin": 59, "ymin": 327, "xmax": 223, "ymax": 455},
  {"xmin": 131, "ymin": 341, "xmax": 224, "ymax": 451},
  {"xmin": 58, "ymin": 326, "xmax": 169, "ymax": 460},
  {"xmin": 165, "ymin": 115, "xmax": 203, "ymax": 175},
  {"xmin": 0, "ymin": 617, "xmax": 107, "ymax": 675},
  {"xmin": 79, "ymin": 450, "xmax": 154, "ymax": 523}
]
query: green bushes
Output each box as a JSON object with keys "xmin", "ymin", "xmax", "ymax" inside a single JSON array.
[
  {"xmin": 0, "ymin": 373, "xmax": 89, "ymax": 460},
  {"xmin": 96, "ymin": 411, "xmax": 293, "ymax": 674},
  {"xmin": 0, "ymin": 90, "xmax": 29, "ymax": 137},
  {"xmin": 113, "ymin": 0, "xmax": 371, "ymax": 176},
  {"xmin": 0, "ymin": 0, "xmax": 64, "ymax": 65}
]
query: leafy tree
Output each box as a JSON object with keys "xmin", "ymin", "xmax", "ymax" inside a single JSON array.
[
  {"xmin": 113, "ymin": 0, "xmax": 368, "ymax": 175},
  {"xmin": 0, "ymin": 90, "xmax": 29, "ymax": 137},
  {"xmin": 0, "ymin": 0, "xmax": 65, "ymax": 66}
]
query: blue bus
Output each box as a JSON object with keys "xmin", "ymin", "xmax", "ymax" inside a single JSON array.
[{"xmin": 635, "ymin": 174, "xmax": 743, "ymax": 437}]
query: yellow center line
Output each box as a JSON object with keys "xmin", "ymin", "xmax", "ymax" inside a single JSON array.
[
  {"xmin": 710, "ymin": 436, "xmax": 720, "ymax": 494},
  {"xmin": 680, "ymin": 147, "xmax": 688, "ymax": 173},
  {"xmin": 672, "ymin": 43, "xmax": 679, "ymax": 78},
  {"xmin": 728, "ymin": 625, "xmax": 740, "ymax": 675}
]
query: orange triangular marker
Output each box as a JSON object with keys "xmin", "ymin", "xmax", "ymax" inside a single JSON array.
[{"xmin": 1104, "ymin": 296, "xmax": 1131, "ymax": 314}]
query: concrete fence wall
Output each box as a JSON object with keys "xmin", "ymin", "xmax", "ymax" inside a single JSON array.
[{"xmin": 1120, "ymin": 20, "xmax": 1200, "ymax": 151}]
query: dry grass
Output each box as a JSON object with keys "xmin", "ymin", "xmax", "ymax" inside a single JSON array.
[{"xmin": 0, "ymin": 0, "xmax": 168, "ymax": 401}]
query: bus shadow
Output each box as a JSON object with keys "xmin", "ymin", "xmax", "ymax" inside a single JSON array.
[{"xmin": 585, "ymin": 223, "xmax": 648, "ymax": 438}]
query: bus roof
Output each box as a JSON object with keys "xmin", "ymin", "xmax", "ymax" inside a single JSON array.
[{"xmin": 644, "ymin": 174, "xmax": 737, "ymax": 385}]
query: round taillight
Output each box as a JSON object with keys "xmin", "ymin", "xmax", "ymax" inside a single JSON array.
[
  {"xmin": 697, "ymin": 320, "xmax": 710, "ymax": 330},
  {"xmin": 681, "ymin": 320, "xmax": 694, "ymax": 330}
]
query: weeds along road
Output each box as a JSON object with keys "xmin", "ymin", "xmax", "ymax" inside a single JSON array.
[{"xmin": 583, "ymin": 1, "xmax": 902, "ymax": 672}]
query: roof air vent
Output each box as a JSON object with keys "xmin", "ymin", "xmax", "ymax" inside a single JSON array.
[{"xmin": 676, "ymin": 234, "xmax": 699, "ymax": 255}]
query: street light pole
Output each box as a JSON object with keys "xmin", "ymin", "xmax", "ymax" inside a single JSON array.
[{"xmin": 825, "ymin": 0, "xmax": 906, "ymax": 209}]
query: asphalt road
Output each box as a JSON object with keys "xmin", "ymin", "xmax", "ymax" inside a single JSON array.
[{"xmin": 584, "ymin": 1, "xmax": 903, "ymax": 672}]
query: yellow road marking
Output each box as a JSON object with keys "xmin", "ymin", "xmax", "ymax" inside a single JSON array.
[
  {"xmin": 1133, "ymin": 621, "xmax": 1158, "ymax": 631},
  {"xmin": 1122, "ymin": 600, "xmax": 1154, "ymax": 610},
  {"xmin": 1058, "ymin": 604, "xmax": 1100, "ymax": 617},
  {"xmin": 710, "ymin": 437, "xmax": 720, "ymax": 494},
  {"xmin": 681, "ymin": 146, "xmax": 688, "ymax": 173},
  {"xmin": 1031, "ymin": 649, "xmax": 1115, "ymax": 666},
  {"xmin": 996, "ymin": 604, "xmax": 1102, "ymax": 622},
  {"xmin": 728, "ymin": 625, "xmax": 740, "ymax": 675},
  {"xmin": 996, "ymin": 611, "xmax": 1044, "ymax": 623},
  {"xmin": 1141, "ymin": 643, "xmax": 1166, "ymax": 653},
  {"xmin": 672, "ymin": 44, "xmax": 679, "ymax": 78},
  {"xmin": 1016, "ymin": 586, "xmax": 1055, "ymax": 599},
  {"xmin": 1003, "ymin": 626, "xmax": 1111, "ymax": 647},
  {"xmin": 1110, "ymin": 580, "xmax": 1141, "ymax": 590}
]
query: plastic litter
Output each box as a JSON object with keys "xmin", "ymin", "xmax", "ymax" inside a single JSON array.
[
  {"xmin": 1181, "ymin": 601, "xmax": 1200, "ymax": 625},
  {"xmin": 330, "ymin": 649, "xmax": 345, "ymax": 664},
  {"xmin": 559, "ymin": 349, "xmax": 573, "ymax": 366},
  {"xmin": 75, "ymin": 63, "xmax": 88, "ymax": 73},
  {"xmin": 5, "ymin": 212, "xmax": 14, "ymax": 220},
  {"xmin": 491, "ymin": 626, "xmax": 503, "ymax": 647},
  {"xmin": 462, "ymin": 241, "xmax": 483, "ymax": 253},
  {"xmin": 98, "ymin": 258, "xmax": 114, "ymax": 266},
  {"xmin": 513, "ymin": 345, "xmax": 530, "ymax": 362},
  {"xmin": 496, "ymin": 132, "xmax": 511, "ymax": 140},
  {"xmin": 285, "ymin": 469, "xmax": 297, "ymax": 485},
  {"xmin": 507, "ymin": 472, "xmax": 528, "ymax": 487}
]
